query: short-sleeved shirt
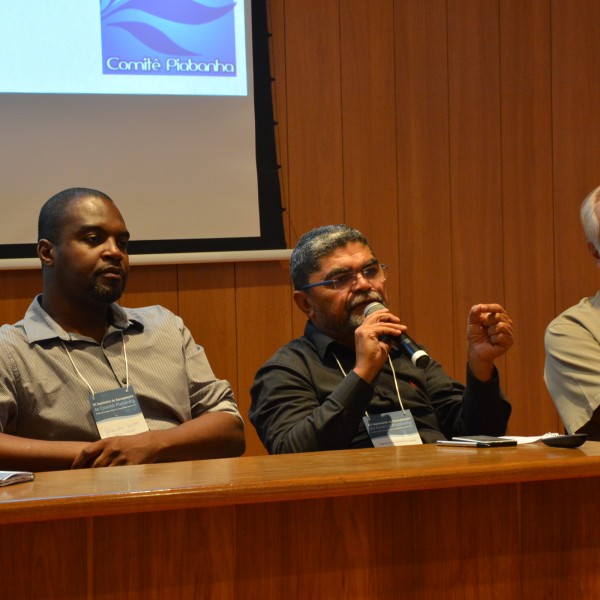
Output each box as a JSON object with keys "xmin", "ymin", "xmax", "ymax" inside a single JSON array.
[
  {"xmin": 0, "ymin": 296, "xmax": 240, "ymax": 441},
  {"xmin": 545, "ymin": 292, "xmax": 600, "ymax": 433}
]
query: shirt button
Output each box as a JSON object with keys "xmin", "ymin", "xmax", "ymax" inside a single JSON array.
[{"xmin": 121, "ymin": 377, "xmax": 127, "ymax": 384}]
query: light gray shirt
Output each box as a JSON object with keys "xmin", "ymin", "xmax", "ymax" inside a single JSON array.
[
  {"xmin": 544, "ymin": 291, "xmax": 600, "ymax": 433},
  {"xmin": 0, "ymin": 296, "xmax": 240, "ymax": 441}
]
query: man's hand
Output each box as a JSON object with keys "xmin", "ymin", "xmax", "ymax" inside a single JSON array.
[
  {"xmin": 71, "ymin": 430, "xmax": 161, "ymax": 468},
  {"xmin": 71, "ymin": 412, "xmax": 245, "ymax": 468},
  {"xmin": 353, "ymin": 308, "xmax": 406, "ymax": 383},
  {"xmin": 467, "ymin": 303, "xmax": 514, "ymax": 381}
]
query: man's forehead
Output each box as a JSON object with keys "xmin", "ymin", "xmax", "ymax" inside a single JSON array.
[
  {"xmin": 64, "ymin": 195, "xmax": 127, "ymax": 230},
  {"xmin": 313, "ymin": 244, "xmax": 375, "ymax": 277},
  {"xmin": 319, "ymin": 241, "xmax": 373, "ymax": 264}
]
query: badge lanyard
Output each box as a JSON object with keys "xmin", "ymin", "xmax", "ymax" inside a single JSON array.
[
  {"xmin": 61, "ymin": 332, "xmax": 149, "ymax": 438},
  {"xmin": 62, "ymin": 331, "xmax": 129, "ymax": 396},
  {"xmin": 332, "ymin": 352, "xmax": 422, "ymax": 447},
  {"xmin": 331, "ymin": 353, "xmax": 406, "ymax": 414}
]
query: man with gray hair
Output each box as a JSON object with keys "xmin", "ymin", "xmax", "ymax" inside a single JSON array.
[
  {"xmin": 545, "ymin": 185, "xmax": 600, "ymax": 438},
  {"xmin": 250, "ymin": 224, "xmax": 514, "ymax": 453}
]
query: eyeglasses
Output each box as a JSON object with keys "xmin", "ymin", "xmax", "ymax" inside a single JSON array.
[{"xmin": 298, "ymin": 263, "xmax": 388, "ymax": 291}]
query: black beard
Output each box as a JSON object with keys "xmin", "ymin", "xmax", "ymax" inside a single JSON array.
[{"xmin": 89, "ymin": 280, "xmax": 125, "ymax": 304}]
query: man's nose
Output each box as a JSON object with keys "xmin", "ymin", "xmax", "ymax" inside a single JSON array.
[
  {"xmin": 103, "ymin": 238, "xmax": 124, "ymax": 259},
  {"xmin": 352, "ymin": 271, "xmax": 372, "ymax": 290}
]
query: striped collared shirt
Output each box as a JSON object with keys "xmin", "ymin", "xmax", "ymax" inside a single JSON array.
[{"xmin": 0, "ymin": 296, "xmax": 241, "ymax": 441}]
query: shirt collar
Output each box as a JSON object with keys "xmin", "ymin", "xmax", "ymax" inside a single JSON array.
[
  {"xmin": 22, "ymin": 294, "xmax": 143, "ymax": 344},
  {"xmin": 303, "ymin": 320, "xmax": 351, "ymax": 360}
]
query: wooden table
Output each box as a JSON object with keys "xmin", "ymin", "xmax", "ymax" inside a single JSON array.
[{"xmin": 2, "ymin": 441, "xmax": 600, "ymax": 598}]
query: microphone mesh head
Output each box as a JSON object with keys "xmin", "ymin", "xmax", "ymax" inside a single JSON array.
[{"xmin": 363, "ymin": 302, "xmax": 386, "ymax": 317}]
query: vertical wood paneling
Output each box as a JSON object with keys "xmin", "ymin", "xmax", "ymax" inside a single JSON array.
[
  {"xmin": 339, "ymin": 0, "xmax": 400, "ymax": 310},
  {"xmin": 177, "ymin": 263, "xmax": 238, "ymax": 394},
  {"xmin": 552, "ymin": 0, "xmax": 600, "ymax": 314},
  {"xmin": 235, "ymin": 485, "xmax": 521, "ymax": 598},
  {"xmin": 120, "ymin": 264, "xmax": 178, "ymax": 312},
  {"xmin": 499, "ymin": 0, "xmax": 558, "ymax": 433},
  {"xmin": 283, "ymin": 0, "xmax": 344, "ymax": 236},
  {"xmin": 282, "ymin": 1, "xmax": 345, "ymax": 339},
  {"xmin": 234, "ymin": 261, "xmax": 292, "ymax": 456},
  {"xmin": 521, "ymin": 478, "xmax": 600, "ymax": 596},
  {"xmin": 5, "ymin": 1, "xmax": 600, "ymax": 448},
  {"xmin": 395, "ymin": 0, "xmax": 455, "ymax": 369},
  {"xmin": 2, "ymin": 519, "xmax": 88, "ymax": 599},
  {"xmin": 0, "ymin": 269, "xmax": 41, "ymax": 324},
  {"xmin": 447, "ymin": 0, "xmax": 505, "ymax": 376},
  {"xmin": 236, "ymin": 496, "xmax": 378, "ymax": 598},
  {"xmin": 375, "ymin": 486, "xmax": 520, "ymax": 597},
  {"xmin": 93, "ymin": 508, "xmax": 236, "ymax": 599}
]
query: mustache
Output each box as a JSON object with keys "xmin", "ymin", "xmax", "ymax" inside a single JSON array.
[
  {"xmin": 348, "ymin": 291, "xmax": 384, "ymax": 310},
  {"xmin": 96, "ymin": 265, "xmax": 127, "ymax": 278}
]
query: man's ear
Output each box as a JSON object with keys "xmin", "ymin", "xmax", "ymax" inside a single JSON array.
[
  {"xmin": 37, "ymin": 239, "xmax": 55, "ymax": 267},
  {"xmin": 293, "ymin": 290, "xmax": 314, "ymax": 318}
]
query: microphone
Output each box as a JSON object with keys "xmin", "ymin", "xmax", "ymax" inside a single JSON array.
[{"xmin": 363, "ymin": 302, "xmax": 431, "ymax": 368}]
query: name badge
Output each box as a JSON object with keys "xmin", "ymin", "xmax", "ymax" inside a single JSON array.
[
  {"xmin": 363, "ymin": 409, "xmax": 423, "ymax": 447},
  {"xmin": 88, "ymin": 386, "xmax": 149, "ymax": 439}
]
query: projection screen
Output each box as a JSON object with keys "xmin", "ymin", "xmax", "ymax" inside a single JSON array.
[{"xmin": 0, "ymin": 0, "xmax": 287, "ymax": 268}]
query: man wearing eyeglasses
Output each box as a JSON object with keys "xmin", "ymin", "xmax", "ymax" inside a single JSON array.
[{"xmin": 249, "ymin": 224, "xmax": 513, "ymax": 453}]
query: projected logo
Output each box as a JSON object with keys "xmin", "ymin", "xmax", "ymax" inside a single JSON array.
[{"xmin": 100, "ymin": 0, "xmax": 237, "ymax": 76}]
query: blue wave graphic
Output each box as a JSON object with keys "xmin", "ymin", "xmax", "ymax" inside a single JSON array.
[
  {"xmin": 105, "ymin": 0, "xmax": 236, "ymax": 24},
  {"xmin": 101, "ymin": 0, "xmax": 236, "ymax": 57},
  {"xmin": 110, "ymin": 21, "xmax": 199, "ymax": 56}
]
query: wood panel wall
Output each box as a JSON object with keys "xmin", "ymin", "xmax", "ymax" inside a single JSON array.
[{"xmin": 1, "ymin": 0, "xmax": 600, "ymax": 456}]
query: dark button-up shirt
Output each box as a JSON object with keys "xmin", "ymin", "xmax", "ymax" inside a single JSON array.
[{"xmin": 250, "ymin": 320, "xmax": 511, "ymax": 453}]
